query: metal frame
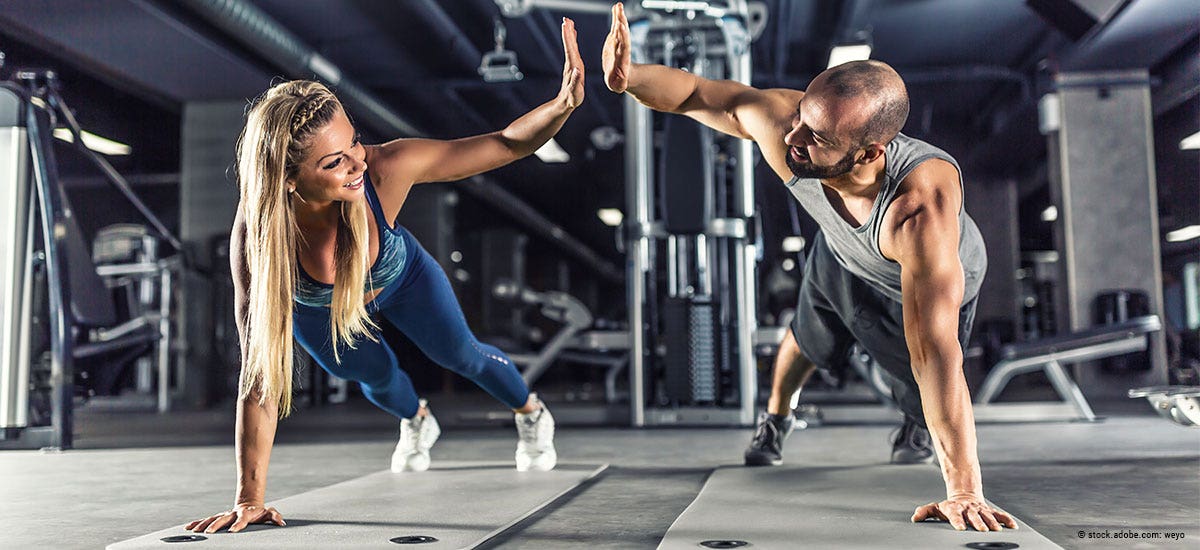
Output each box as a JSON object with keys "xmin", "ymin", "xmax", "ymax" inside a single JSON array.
[
  {"xmin": 975, "ymin": 317, "xmax": 1161, "ymax": 421},
  {"xmin": 622, "ymin": 3, "xmax": 759, "ymax": 426},
  {"xmin": 1, "ymin": 75, "xmax": 184, "ymax": 448}
]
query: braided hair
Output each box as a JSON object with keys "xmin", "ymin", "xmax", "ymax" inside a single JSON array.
[{"xmin": 234, "ymin": 80, "xmax": 376, "ymax": 416}]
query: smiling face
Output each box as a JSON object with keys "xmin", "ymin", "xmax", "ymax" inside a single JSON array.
[
  {"xmin": 289, "ymin": 106, "xmax": 368, "ymax": 203},
  {"xmin": 782, "ymin": 77, "xmax": 873, "ymax": 180}
]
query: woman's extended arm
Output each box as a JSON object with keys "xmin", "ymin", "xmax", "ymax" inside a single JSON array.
[{"xmin": 368, "ymin": 18, "xmax": 585, "ymax": 188}]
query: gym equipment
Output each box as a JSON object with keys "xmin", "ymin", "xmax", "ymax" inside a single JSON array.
[
  {"xmin": 1040, "ymin": 70, "xmax": 1168, "ymax": 397},
  {"xmin": 478, "ymin": 18, "xmax": 523, "ymax": 83},
  {"xmin": 491, "ymin": 279, "xmax": 593, "ymax": 385},
  {"xmin": 623, "ymin": 1, "xmax": 763, "ymax": 427},
  {"xmin": 0, "ymin": 67, "xmax": 182, "ymax": 450},
  {"xmin": 975, "ymin": 315, "xmax": 1162, "ymax": 421},
  {"xmin": 659, "ymin": 430, "xmax": 1060, "ymax": 550},
  {"xmin": 1128, "ymin": 386, "xmax": 1200, "ymax": 427},
  {"xmin": 108, "ymin": 463, "xmax": 606, "ymax": 550}
]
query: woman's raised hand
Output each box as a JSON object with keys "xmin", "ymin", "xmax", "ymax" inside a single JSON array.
[{"xmin": 558, "ymin": 17, "xmax": 585, "ymax": 109}]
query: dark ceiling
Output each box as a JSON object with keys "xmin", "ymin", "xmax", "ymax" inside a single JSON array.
[{"xmin": 0, "ymin": 0, "xmax": 1197, "ymax": 272}]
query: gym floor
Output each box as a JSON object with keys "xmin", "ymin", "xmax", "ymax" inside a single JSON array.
[{"xmin": 2, "ymin": 395, "xmax": 1196, "ymax": 550}]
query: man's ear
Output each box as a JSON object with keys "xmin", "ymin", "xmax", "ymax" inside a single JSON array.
[{"xmin": 858, "ymin": 143, "xmax": 885, "ymax": 164}]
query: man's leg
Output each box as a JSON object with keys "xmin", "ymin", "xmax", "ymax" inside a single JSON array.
[
  {"xmin": 745, "ymin": 330, "xmax": 823, "ymax": 466},
  {"xmin": 766, "ymin": 329, "xmax": 818, "ymax": 416}
]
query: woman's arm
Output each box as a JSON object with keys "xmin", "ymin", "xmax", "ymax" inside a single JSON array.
[
  {"xmin": 369, "ymin": 18, "xmax": 585, "ymax": 188},
  {"xmin": 187, "ymin": 211, "xmax": 285, "ymax": 534}
]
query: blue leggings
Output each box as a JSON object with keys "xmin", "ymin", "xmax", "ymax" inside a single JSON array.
[{"xmin": 292, "ymin": 230, "xmax": 529, "ymax": 419}]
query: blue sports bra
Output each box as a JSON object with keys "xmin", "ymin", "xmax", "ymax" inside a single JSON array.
[{"xmin": 294, "ymin": 172, "xmax": 407, "ymax": 307}]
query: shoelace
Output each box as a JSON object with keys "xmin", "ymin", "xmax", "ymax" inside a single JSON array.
[
  {"xmin": 752, "ymin": 419, "xmax": 780, "ymax": 449},
  {"xmin": 405, "ymin": 416, "xmax": 424, "ymax": 449},
  {"xmin": 517, "ymin": 410, "xmax": 543, "ymax": 444}
]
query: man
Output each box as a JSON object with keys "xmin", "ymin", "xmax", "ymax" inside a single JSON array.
[{"xmin": 601, "ymin": 3, "xmax": 1015, "ymax": 532}]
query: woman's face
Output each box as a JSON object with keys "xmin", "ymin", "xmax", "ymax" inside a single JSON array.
[{"xmin": 289, "ymin": 106, "xmax": 367, "ymax": 203}]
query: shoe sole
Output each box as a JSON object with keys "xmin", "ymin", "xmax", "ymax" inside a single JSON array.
[{"xmin": 743, "ymin": 454, "xmax": 782, "ymax": 467}]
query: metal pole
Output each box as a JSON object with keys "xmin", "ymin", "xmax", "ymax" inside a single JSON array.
[
  {"xmin": 156, "ymin": 266, "xmax": 172, "ymax": 413},
  {"xmin": 722, "ymin": 16, "xmax": 758, "ymax": 425},
  {"xmin": 625, "ymin": 93, "xmax": 652, "ymax": 427},
  {"xmin": 27, "ymin": 99, "xmax": 74, "ymax": 449}
]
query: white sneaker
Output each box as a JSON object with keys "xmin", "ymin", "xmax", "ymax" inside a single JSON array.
[
  {"xmin": 391, "ymin": 399, "xmax": 441, "ymax": 473},
  {"xmin": 514, "ymin": 393, "xmax": 556, "ymax": 472}
]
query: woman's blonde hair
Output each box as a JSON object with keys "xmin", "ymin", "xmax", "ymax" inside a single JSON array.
[{"xmin": 236, "ymin": 80, "xmax": 377, "ymax": 416}]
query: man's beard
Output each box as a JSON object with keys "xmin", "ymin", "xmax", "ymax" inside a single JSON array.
[{"xmin": 786, "ymin": 146, "xmax": 858, "ymax": 179}]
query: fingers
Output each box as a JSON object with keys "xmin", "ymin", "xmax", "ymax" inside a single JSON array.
[
  {"xmin": 980, "ymin": 509, "xmax": 1005, "ymax": 532},
  {"xmin": 964, "ymin": 507, "xmax": 989, "ymax": 532},
  {"xmin": 993, "ymin": 509, "xmax": 1019, "ymax": 529},
  {"xmin": 188, "ymin": 515, "xmax": 219, "ymax": 533},
  {"xmin": 204, "ymin": 512, "xmax": 236, "ymax": 534},
  {"xmin": 910, "ymin": 502, "xmax": 940, "ymax": 523},
  {"xmin": 617, "ymin": 2, "xmax": 629, "ymax": 38},
  {"xmin": 561, "ymin": 17, "xmax": 581, "ymax": 68},
  {"xmin": 229, "ymin": 512, "xmax": 253, "ymax": 534},
  {"xmin": 267, "ymin": 507, "xmax": 287, "ymax": 527},
  {"xmin": 915, "ymin": 500, "xmax": 1018, "ymax": 531},
  {"xmin": 944, "ymin": 504, "xmax": 968, "ymax": 532}
]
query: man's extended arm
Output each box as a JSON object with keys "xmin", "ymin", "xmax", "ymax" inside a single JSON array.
[{"xmin": 602, "ymin": 2, "xmax": 797, "ymax": 180}]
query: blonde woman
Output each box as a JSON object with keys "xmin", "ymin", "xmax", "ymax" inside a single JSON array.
[{"xmin": 186, "ymin": 18, "xmax": 585, "ymax": 536}]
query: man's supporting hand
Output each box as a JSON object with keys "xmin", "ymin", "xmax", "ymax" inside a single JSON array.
[{"xmin": 912, "ymin": 495, "xmax": 1019, "ymax": 532}]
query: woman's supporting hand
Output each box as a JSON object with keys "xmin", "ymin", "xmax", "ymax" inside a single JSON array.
[{"xmin": 186, "ymin": 502, "xmax": 286, "ymax": 534}]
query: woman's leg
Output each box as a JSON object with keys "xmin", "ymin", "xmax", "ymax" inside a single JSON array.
[
  {"xmin": 292, "ymin": 306, "xmax": 420, "ymax": 419},
  {"xmin": 376, "ymin": 247, "xmax": 531, "ymax": 411}
]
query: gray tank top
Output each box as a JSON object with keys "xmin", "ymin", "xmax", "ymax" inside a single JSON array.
[{"xmin": 783, "ymin": 133, "xmax": 987, "ymax": 304}]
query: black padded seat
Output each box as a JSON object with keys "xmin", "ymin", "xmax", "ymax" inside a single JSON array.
[
  {"xmin": 73, "ymin": 326, "xmax": 159, "ymax": 359},
  {"xmin": 999, "ymin": 315, "xmax": 1161, "ymax": 361}
]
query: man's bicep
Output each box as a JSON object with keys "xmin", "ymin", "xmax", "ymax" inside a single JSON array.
[{"xmin": 680, "ymin": 82, "xmax": 799, "ymax": 140}]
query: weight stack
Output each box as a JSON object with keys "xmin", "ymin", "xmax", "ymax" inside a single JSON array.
[{"xmin": 663, "ymin": 296, "xmax": 718, "ymax": 404}]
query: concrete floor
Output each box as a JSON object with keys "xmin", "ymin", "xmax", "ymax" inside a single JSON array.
[{"xmin": 1, "ymin": 396, "xmax": 1197, "ymax": 550}]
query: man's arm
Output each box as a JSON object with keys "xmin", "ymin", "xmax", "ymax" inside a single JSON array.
[
  {"xmin": 886, "ymin": 161, "xmax": 1016, "ymax": 532},
  {"xmin": 602, "ymin": 2, "xmax": 797, "ymax": 180}
]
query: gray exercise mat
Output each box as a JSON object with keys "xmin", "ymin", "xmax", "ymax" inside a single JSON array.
[
  {"xmin": 659, "ymin": 464, "xmax": 1060, "ymax": 550},
  {"xmin": 108, "ymin": 462, "xmax": 606, "ymax": 550}
]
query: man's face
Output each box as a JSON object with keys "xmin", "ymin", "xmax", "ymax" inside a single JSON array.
[{"xmin": 782, "ymin": 87, "xmax": 867, "ymax": 180}]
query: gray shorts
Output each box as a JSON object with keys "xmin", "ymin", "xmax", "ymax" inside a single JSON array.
[{"xmin": 790, "ymin": 232, "xmax": 977, "ymax": 426}]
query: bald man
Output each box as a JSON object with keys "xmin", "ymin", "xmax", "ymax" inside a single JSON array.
[{"xmin": 602, "ymin": 3, "xmax": 1013, "ymax": 532}]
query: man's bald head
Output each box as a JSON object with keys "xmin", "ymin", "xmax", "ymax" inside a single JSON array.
[{"xmin": 809, "ymin": 60, "xmax": 909, "ymax": 148}]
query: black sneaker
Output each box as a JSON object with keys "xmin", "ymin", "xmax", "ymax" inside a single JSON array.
[
  {"xmin": 744, "ymin": 412, "xmax": 795, "ymax": 466},
  {"xmin": 890, "ymin": 415, "xmax": 934, "ymax": 464}
]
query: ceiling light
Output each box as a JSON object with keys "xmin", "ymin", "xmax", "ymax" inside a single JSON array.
[
  {"xmin": 642, "ymin": 1, "xmax": 711, "ymax": 10},
  {"xmin": 597, "ymin": 208, "xmax": 624, "ymax": 227},
  {"xmin": 53, "ymin": 128, "xmax": 132, "ymax": 156},
  {"xmin": 1166, "ymin": 225, "xmax": 1200, "ymax": 243},
  {"xmin": 534, "ymin": 138, "xmax": 570, "ymax": 163},
  {"xmin": 827, "ymin": 43, "xmax": 872, "ymax": 68},
  {"xmin": 1041, "ymin": 205, "xmax": 1058, "ymax": 222},
  {"xmin": 782, "ymin": 236, "xmax": 806, "ymax": 253},
  {"xmin": 1180, "ymin": 130, "xmax": 1200, "ymax": 150}
]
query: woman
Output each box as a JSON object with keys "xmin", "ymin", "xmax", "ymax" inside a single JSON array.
[{"xmin": 186, "ymin": 18, "xmax": 585, "ymax": 535}]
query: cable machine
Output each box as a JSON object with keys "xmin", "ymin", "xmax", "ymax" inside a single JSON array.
[
  {"xmin": 623, "ymin": 2, "xmax": 760, "ymax": 426},
  {"xmin": 0, "ymin": 64, "xmax": 182, "ymax": 450}
]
